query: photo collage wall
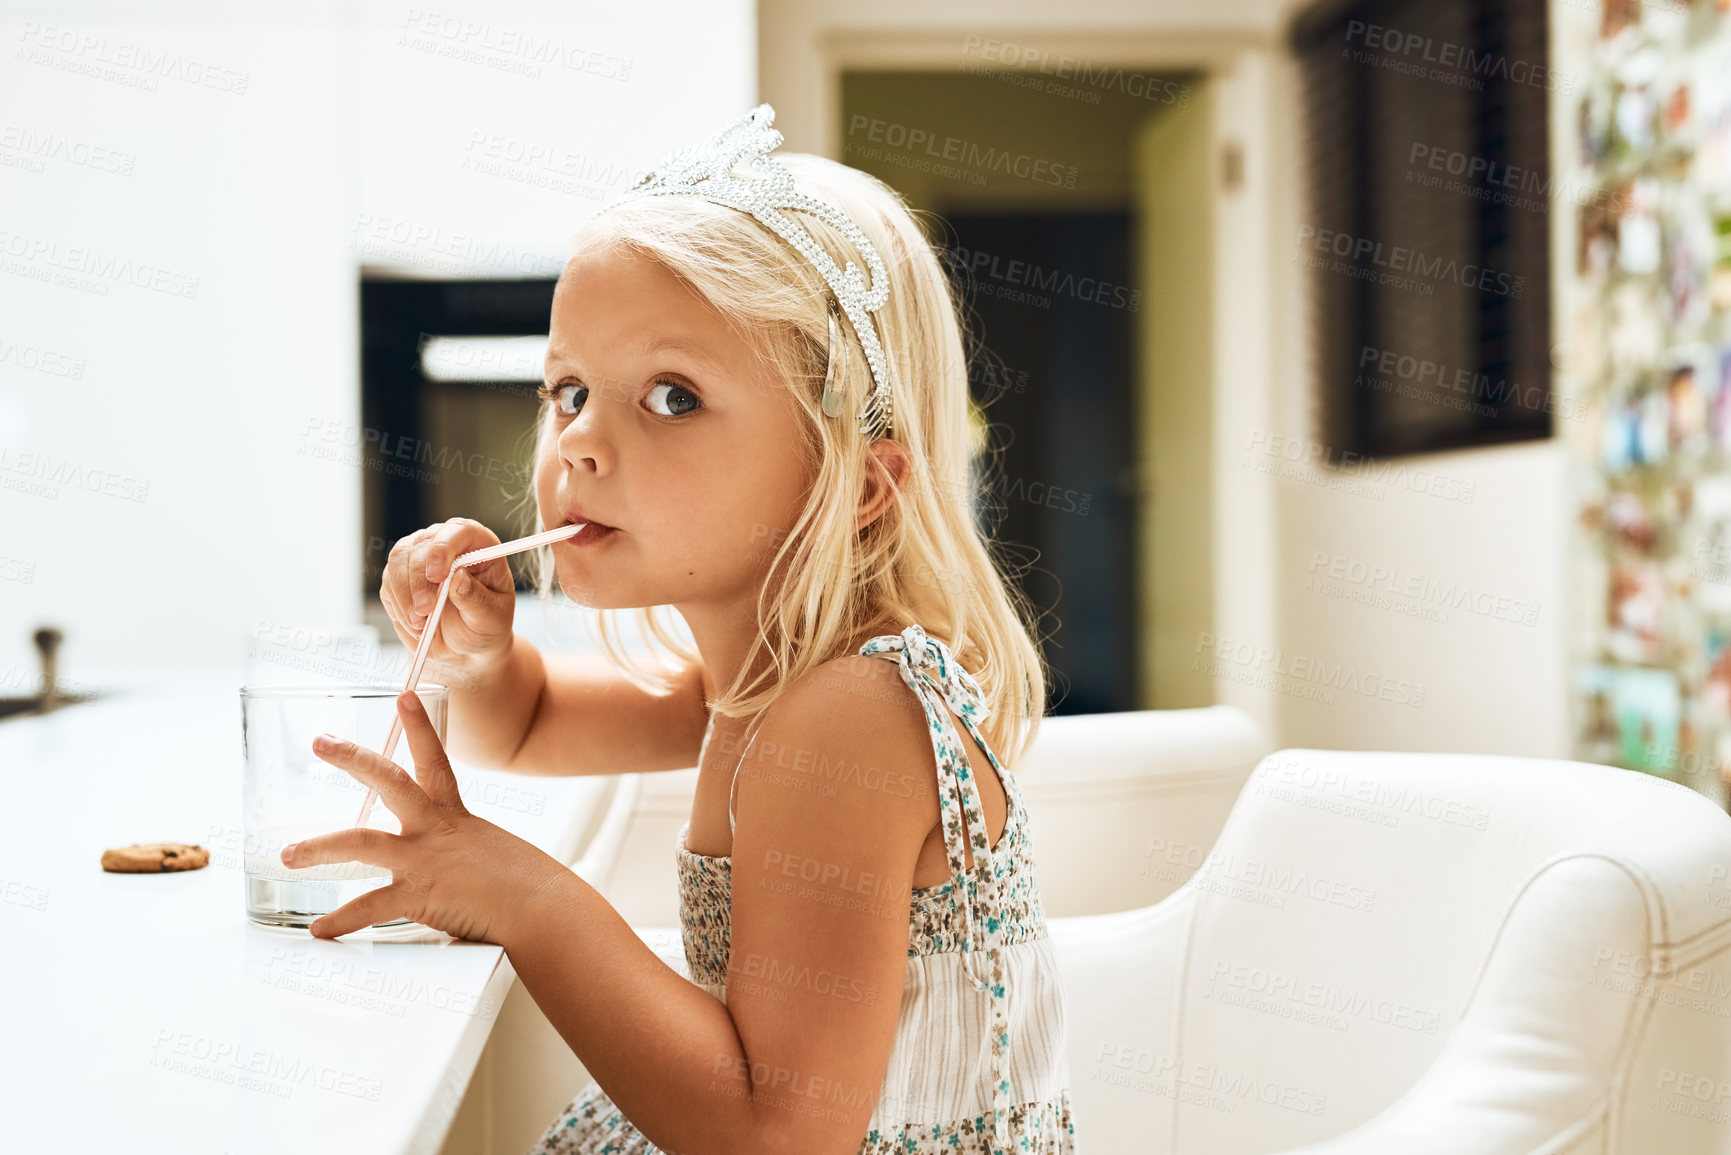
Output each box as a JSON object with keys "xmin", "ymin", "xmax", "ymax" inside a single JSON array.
[{"xmin": 1573, "ymin": 0, "xmax": 1731, "ymax": 806}]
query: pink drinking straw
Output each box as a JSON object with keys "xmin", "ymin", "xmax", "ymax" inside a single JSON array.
[{"xmin": 351, "ymin": 521, "xmax": 587, "ymax": 828}]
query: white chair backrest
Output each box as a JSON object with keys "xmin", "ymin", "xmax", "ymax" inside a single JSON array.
[
  {"xmin": 1013, "ymin": 705, "xmax": 1269, "ymax": 915},
  {"xmin": 1058, "ymin": 748, "xmax": 1731, "ymax": 1154},
  {"xmin": 573, "ymin": 767, "xmax": 699, "ymax": 927}
]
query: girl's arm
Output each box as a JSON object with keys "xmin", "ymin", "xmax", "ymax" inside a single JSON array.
[
  {"xmin": 445, "ymin": 635, "xmax": 711, "ymax": 778},
  {"xmin": 501, "ymin": 657, "xmax": 938, "ymax": 1155}
]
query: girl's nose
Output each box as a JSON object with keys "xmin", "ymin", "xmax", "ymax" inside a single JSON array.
[{"xmin": 557, "ymin": 392, "xmax": 615, "ymax": 475}]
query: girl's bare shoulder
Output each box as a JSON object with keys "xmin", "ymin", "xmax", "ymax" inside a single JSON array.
[
  {"xmin": 734, "ymin": 655, "xmax": 938, "ymax": 825},
  {"xmin": 797, "ymin": 652, "xmax": 928, "ymax": 718}
]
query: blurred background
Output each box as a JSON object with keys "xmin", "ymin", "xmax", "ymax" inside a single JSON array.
[{"xmin": 4, "ymin": 0, "xmax": 1729, "ymax": 802}]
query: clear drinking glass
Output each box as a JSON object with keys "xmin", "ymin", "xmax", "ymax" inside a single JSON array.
[{"xmin": 239, "ymin": 683, "xmax": 448, "ymax": 928}]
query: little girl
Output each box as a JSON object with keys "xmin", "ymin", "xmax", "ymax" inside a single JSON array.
[{"xmin": 284, "ymin": 104, "xmax": 1076, "ymax": 1155}]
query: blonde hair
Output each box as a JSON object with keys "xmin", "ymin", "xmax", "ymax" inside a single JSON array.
[{"xmin": 522, "ymin": 152, "xmax": 1049, "ymax": 770}]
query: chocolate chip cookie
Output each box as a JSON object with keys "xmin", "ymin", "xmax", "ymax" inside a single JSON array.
[{"xmin": 100, "ymin": 843, "xmax": 210, "ymax": 873}]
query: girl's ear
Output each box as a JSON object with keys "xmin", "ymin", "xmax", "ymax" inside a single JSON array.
[{"xmin": 855, "ymin": 439, "xmax": 912, "ymax": 531}]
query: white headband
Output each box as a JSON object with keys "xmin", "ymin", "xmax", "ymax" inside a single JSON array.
[{"xmin": 601, "ymin": 103, "xmax": 896, "ymax": 439}]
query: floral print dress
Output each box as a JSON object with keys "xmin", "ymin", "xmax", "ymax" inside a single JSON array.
[{"xmin": 531, "ymin": 624, "xmax": 1077, "ymax": 1155}]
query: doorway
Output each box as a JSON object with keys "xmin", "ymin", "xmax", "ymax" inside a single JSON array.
[{"xmin": 840, "ymin": 68, "xmax": 1203, "ymax": 714}]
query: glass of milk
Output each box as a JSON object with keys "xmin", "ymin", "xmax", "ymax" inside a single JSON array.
[{"xmin": 239, "ymin": 683, "xmax": 448, "ymax": 928}]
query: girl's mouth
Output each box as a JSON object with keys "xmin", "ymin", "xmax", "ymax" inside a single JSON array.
[{"xmin": 564, "ymin": 522, "xmax": 618, "ymax": 548}]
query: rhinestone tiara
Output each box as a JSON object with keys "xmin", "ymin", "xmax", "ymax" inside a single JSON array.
[{"xmin": 599, "ymin": 103, "xmax": 895, "ymax": 439}]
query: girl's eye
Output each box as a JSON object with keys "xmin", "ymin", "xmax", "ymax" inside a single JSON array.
[
  {"xmin": 646, "ymin": 380, "xmax": 701, "ymax": 418},
  {"xmin": 539, "ymin": 383, "xmax": 586, "ymax": 416},
  {"xmin": 538, "ymin": 379, "xmax": 701, "ymax": 419}
]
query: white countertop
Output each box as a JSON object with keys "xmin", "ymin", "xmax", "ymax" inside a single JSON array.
[{"xmin": 0, "ymin": 667, "xmax": 614, "ymax": 1155}]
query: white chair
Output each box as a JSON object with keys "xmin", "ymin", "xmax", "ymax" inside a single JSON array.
[
  {"xmin": 1011, "ymin": 705, "xmax": 1271, "ymax": 916},
  {"xmin": 1054, "ymin": 748, "xmax": 1731, "ymax": 1154}
]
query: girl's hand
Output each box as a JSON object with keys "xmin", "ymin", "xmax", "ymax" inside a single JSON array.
[
  {"xmin": 380, "ymin": 518, "xmax": 517, "ymax": 671},
  {"xmin": 281, "ymin": 691, "xmax": 567, "ymax": 942}
]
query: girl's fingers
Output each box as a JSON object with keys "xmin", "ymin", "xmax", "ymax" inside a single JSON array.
[
  {"xmin": 311, "ymin": 734, "xmax": 432, "ymax": 824},
  {"xmin": 398, "ymin": 691, "xmax": 465, "ymax": 810},
  {"xmin": 282, "ymin": 826, "xmax": 403, "ymax": 873},
  {"xmin": 379, "ymin": 587, "xmax": 424, "ymax": 649},
  {"xmin": 389, "ymin": 527, "xmax": 439, "ymax": 620},
  {"xmin": 420, "ymin": 518, "xmax": 481, "ymax": 585},
  {"xmin": 308, "ymin": 882, "xmax": 410, "ymax": 940}
]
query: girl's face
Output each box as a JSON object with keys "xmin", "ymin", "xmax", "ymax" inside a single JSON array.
[{"xmin": 535, "ymin": 242, "xmax": 815, "ymax": 612}]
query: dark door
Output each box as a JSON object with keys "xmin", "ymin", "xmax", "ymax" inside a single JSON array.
[{"xmin": 944, "ymin": 212, "xmax": 1142, "ymax": 715}]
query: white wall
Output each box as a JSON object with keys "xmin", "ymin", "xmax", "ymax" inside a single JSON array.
[
  {"xmin": 0, "ymin": 0, "xmax": 753, "ymax": 681},
  {"xmin": 1264, "ymin": 4, "xmax": 1579, "ymax": 760}
]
